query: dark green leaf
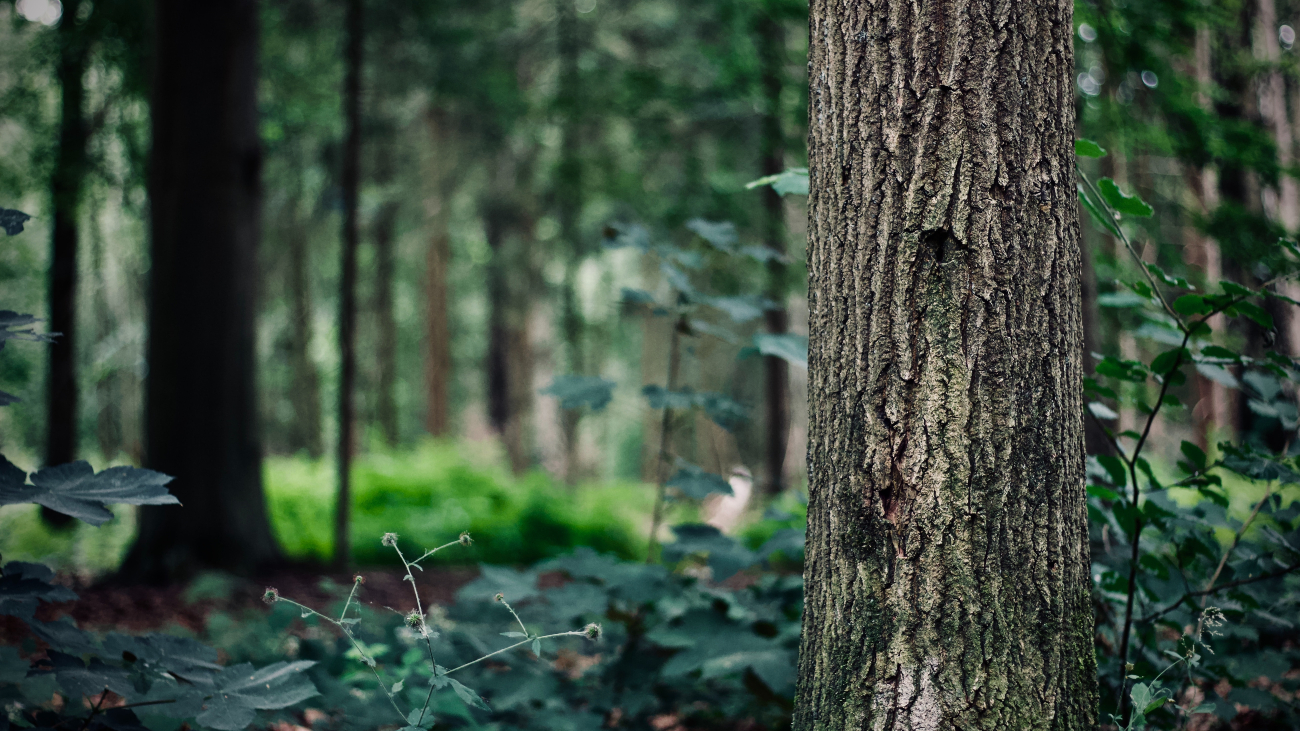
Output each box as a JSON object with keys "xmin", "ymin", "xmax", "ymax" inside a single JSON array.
[
  {"xmin": 0, "ymin": 208, "xmax": 31, "ymax": 236},
  {"xmin": 663, "ymin": 524, "xmax": 758, "ymax": 582},
  {"xmin": 1075, "ymin": 139, "xmax": 1107, "ymax": 158},
  {"xmin": 1234, "ymin": 300, "xmax": 1274, "ymax": 329},
  {"xmin": 539, "ymin": 376, "xmax": 616, "ymax": 412},
  {"xmin": 448, "ymin": 676, "xmax": 489, "ymax": 710},
  {"xmin": 620, "ymin": 288, "xmax": 657, "ymax": 307},
  {"xmin": 1097, "ymin": 455, "xmax": 1127, "ymax": 488},
  {"xmin": 1199, "ymin": 345, "xmax": 1241, "ymax": 362},
  {"xmin": 1173, "ymin": 294, "xmax": 1211, "ymax": 316},
  {"xmin": 1150, "ymin": 348, "xmax": 1188, "ymax": 375},
  {"xmin": 0, "ymin": 458, "xmax": 177, "ymax": 526},
  {"xmin": 1146, "ymin": 263, "xmax": 1191, "ymax": 289},
  {"xmin": 707, "ymin": 295, "xmax": 768, "ymax": 323},
  {"xmin": 1180, "ymin": 441, "xmax": 1208, "ymax": 471},
  {"xmin": 1097, "ymin": 177, "xmax": 1154, "ymax": 217},
  {"xmin": 666, "ymin": 463, "xmax": 733, "ymax": 500},
  {"xmin": 1078, "ymin": 187, "xmax": 1122, "ymax": 237}
]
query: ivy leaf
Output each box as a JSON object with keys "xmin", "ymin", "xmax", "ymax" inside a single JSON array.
[
  {"xmin": 1075, "ymin": 139, "xmax": 1107, "ymax": 158},
  {"xmin": 0, "ymin": 208, "xmax": 31, "ymax": 235},
  {"xmin": 744, "ymin": 168, "xmax": 809, "ymax": 196},
  {"xmin": 685, "ymin": 219, "xmax": 737, "ymax": 251},
  {"xmin": 0, "ymin": 457, "xmax": 178, "ymax": 526},
  {"xmin": 751, "ymin": 334, "xmax": 808, "ymax": 368},
  {"xmin": 666, "ymin": 463, "xmax": 733, "ymax": 500},
  {"xmin": 1097, "ymin": 178, "xmax": 1154, "ymax": 217},
  {"xmin": 540, "ymin": 376, "xmax": 616, "ymax": 412}
]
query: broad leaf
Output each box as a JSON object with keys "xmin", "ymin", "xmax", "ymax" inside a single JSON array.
[
  {"xmin": 196, "ymin": 661, "xmax": 319, "ymax": 731},
  {"xmin": 540, "ymin": 376, "xmax": 616, "ymax": 412},
  {"xmin": 0, "ymin": 561, "xmax": 77, "ymax": 621},
  {"xmin": 664, "ymin": 524, "xmax": 758, "ymax": 581},
  {"xmin": 744, "ymin": 167, "xmax": 809, "ymax": 196},
  {"xmin": 0, "ymin": 208, "xmax": 30, "ymax": 236},
  {"xmin": 0, "ymin": 457, "xmax": 177, "ymax": 526},
  {"xmin": 1075, "ymin": 139, "xmax": 1107, "ymax": 158},
  {"xmin": 1097, "ymin": 178, "xmax": 1154, "ymax": 217},
  {"xmin": 666, "ymin": 463, "xmax": 733, "ymax": 500},
  {"xmin": 751, "ymin": 333, "xmax": 808, "ymax": 368}
]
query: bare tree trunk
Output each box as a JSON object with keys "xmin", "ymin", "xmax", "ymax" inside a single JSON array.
[
  {"xmin": 423, "ymin": 111, "xmax": 453, "ymax": 438},
  {"xmin": 44, "ymin": 0, "xmax": 88, "ymax": 528},
  {"xmin": 556, "ymin": 0, "xmax": 585, "ymax": 482},
  {"xmin": 757, "ymin": 5, "xmax": 791, "ymax": 495},
  {"xmin": 285, "ymin": 197, "xmax": 323, "ymax": 457},
  {"xmin": 795, "ymin": 1, "xmax": 1097, "ymax": 728},
  {"xmin": 372, "ymin": 201, "xmax": 400, "ymax": 446},
  {"xmin": 336, "ymin": 0, "xmax": 362, "ymax": 568},
  {"xmin": 120, "ymin": 0, "xmax": 280, "ymax": 582}
]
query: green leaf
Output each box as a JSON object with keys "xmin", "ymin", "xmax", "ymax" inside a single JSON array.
[
  {"xmin": 1078, "ymin": 186, "xmax": 1122, "ymax": 237},
  {"xmin": 1220, "ymin": 281, "xmax": 1253, "ymax": 297},
  {"xmin": 685, "ymin": 219, "xmax": 737, "ymax": 251},
  {"xmin": 708, "ymin": 295, "xmax": 770, "ymax": 323},
  {"xmin": 1199, "ymin": 345, "xmax": 1240, "ymax": 362},
  {"xmin": 744, "ymin": 168, "xmax": 809, "ymax": 196},
  {"xmin": 1146, "ymin": 263, "xmax": 1191, "ymax": 289},
  {"xmin": 500, "ymin": 631, "xmax": 527, "ymax": 638},
  {"xmin": 1097, "ymin": 455, "xmax": 1128, "ymax": 488},
  {"xmin": 197, "ymin": 661, "xmax": 319, "ymax": 731},
  {"xmin": 447, "ymin": 677, "xmax": 488, "ymax": 710},
  {"xmin": 666, "ymin": 463, "xmax": 733, "ymax": 500},
  {"xmin": 1180, "ymin": 441, "xmax": 1207, "ymax": 471},
  {"xmin": 0, "ymin": 208, "xmax": 31, "ymax": 236},
  {"xmin": 1233, "ymin": 300, "xmax": 1274, "ymax": 329},
  {"xmin": 1173, "ymin": 295, "xmax": 1211, "ymax": 316},
  {"xmin": 620, "ymin": 288, "xmax": 658, "ymax": 307},
  {"xmin": 1097, "ymin": 178, "xmax": 1154, "ymax": 217},
  {"xmin": 663, "ymin": 524, "xmax": 759, "ymax": 582},
  {"xmin": 751, "ymin": 333, "xmax": 808, "ymax": 368},
  {"xmin": 1075, "ymin": 139, "xmax": 1107, "ymax": 158},
  {"xmin": 0, "ymin": 457, "xmax": 178, "ymax": 526},
  {"xmin": 539, "ymin": 376, "xmax": 616, "ymax": 412},
  {"xmin": 1150, "ymin": 348, "xmax": 1188, "ymax": 375},
  {"xmin": 531, "ymin": 638, "xmax": 541, "ymax": 656},
  {"xmin": 1143, "ymin": 697, "xmax": 1169, "ymax": 715}
]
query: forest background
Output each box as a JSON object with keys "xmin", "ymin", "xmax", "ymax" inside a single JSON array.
[{"xmin": 2, "ymin": 0, "xmax": 1300, "ymax": 729}]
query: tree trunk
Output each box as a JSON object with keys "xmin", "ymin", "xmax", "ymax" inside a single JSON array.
[
  {"xmin": 795, "ymin": 1, "xmax": 1097, "ymax": 728},
  {"xmin": 285, "ymin": 196, "xmax": 323, "ymax": 457},
  {"xmin": 757, "ymin": 4, "xmax": 791, "ymax": 495},
  {"xmin": 119, "ymin": 0, "xmax": 280, "ymax": 582},
  {"xmin": 556, "ymin": 0, "xmax": 585, "ymax": 482},
  {"xmin": 484, "ymin": 188, "xmax": 535, "ymax": 475},
  {"xmin": 336, "ymin": 0, "xmax": 362, "ymax": 568},
  {"xmin": 43, "ymin": 0, "xmax": 88, "ymax": 528},
  {"xmin": 372, "ymin": 201, "xmax": 400, "ymax": 447},
  {"xmin": 422, "ymin": 111, "xmax": 453, "ymax": 438}
]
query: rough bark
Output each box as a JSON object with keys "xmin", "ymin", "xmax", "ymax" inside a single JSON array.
[
  {"xmin": 119, "ymin": 0, "xmax": 280, "ymax": 582},
  {"xmin": 336, "ymin": 0, "xmax": 362, "ymax": 568},
  {"xmin": 758, "ymin": 5, "xmax": 792, "ymax": 495},
  {"xmin": 795, "ymin": 1, "xmax": 1097, "ymax": 729},
  {"xmin": 43, "ymin": 0, "xmax": 89, "ymax": 528}
]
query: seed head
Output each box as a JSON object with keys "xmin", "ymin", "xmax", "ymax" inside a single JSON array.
[
  {"xmin": 354, "ymin": 574, "xmax": 365, "ymax": 585},
  {"xmin": 458, "ymin": 532, "xmax": 473, "ymax": 547},
  {"xmin": 262, "ymin": 587, "xmax": 280, "ymax": 604},
  {"xmin": 494, "ymin": 593, "xmax": 505, "ymax": 603},
  {"xmin": 405, "ymin": 610, "xmax": 425, "ymax": 629},
  {"xmin": 381, "ymin": 532, "xmax": 399, "ymax": 547},
  {"xmin": 582, "ymin": 623, "xmax": 602, "ymax": 640}
]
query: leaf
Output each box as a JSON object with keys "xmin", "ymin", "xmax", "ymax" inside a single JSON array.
[
  {"xmin": 1173, "ymin": 295, "xmax": 1211, "ymax": 316},
  {"xmin": 1146, "ymin": 263, "xmax": 1191, "ymax": 290},
  {"xmin": 447, "ymin": 677, "xmax": 489, "ymax": 710},
  {"xmin": 1088, "ymin": 402, "xmax": 1119, "ymax": 420},
  {"xmin": 1097, "ymin": 178, "xmax": 1154, "ymax": 217},
  {"xmin": 707, "ymin": 295, "xmax": 768, "ymax": 323},
  {"xmin": 531, "ymin": 638, "xmax": 541, "ymax": 656},
  {"xmin": 0, "ymin": 208, "xmax": 31, "ymax": 236},
  {"xmin": 539, "ymin": 376, "xmax": 616, "ymax": 412},
  {"xmin": 0, "ymin": 390, "xmax": 18, "ymax": 406},
  {"xmin": 103, "ymin": 633, "xmax": 221, "ymax": 685},
  {"xmin": 0, "ymin": 561, "xmax": 78, "ymax": 621},
  {"xmin": 1180, "ymin": 441, "xmax": 1208, "ymax": 471},
  {"xmin": 1095, "ymin": 356, "xmax": 1147, "ymax": 383},
  {"xmin": 739, "ymin": 245, "xmax": 786, "ymax": 263},
  {"xmin": 666, "ymin": 463, "xmax": 733, "ymax": 500},
  {"xmin": 751, "ymin": 333, "xmax": 808, "ymax": 368},
  {"xmin": 1150, "ymin": 348, "xmax": 1189, "ymax": 375},
  {"xmin": 455, "ymin": 565, "xmax": 540, "ymax": 604},
  {"xmin": 392, "ymin": 680, "xmax": 404, "ymax": 693},
  {"xmin": 0, "ymin": 458, "xmax": 178, "ymax": 526},
  {"xmin": 1198, "ymin": 345, "xmax": 1241, "ymax": 362},
  {"xmin": 1233, "ymin": 300, "xmax": 1274, "ymax": 329},
  {"xmin": 45, "ymin": 650, "xmax": 134, "ymax": 699},
  {"xmin": 1075, "ymin": 139, "xmax": 1107, "ymax": 158},
  {"xmin": 642, "ymin": 385, "xmax": 697, "ymax": 410},
  {"xmin": 0, "ymin": 311, "xmax": 56, "ymax": 352},
  {"xmin": 697, "ymin": 392, "xmax": 747, "ymax": 431},
  {"xmin": 197, "ymin": 661, "xmax": 319, "ymax": 730},
  {"xmin": 1098, "ymin": 291, "xmax": 1148, "ymax": 308},
  {"xmin": 620, "ymin": 288, "xmax": 657, "ymax": 307},
  {"xmin": 685, "ymin": 219, "xmax": 737, "ymax": 251},
  {"xmin": 1078, "ymin": 187, "xmax": 1122, "ymax": 237},
  {"xmin": 1097, "ymin": 455, "xmax": 1128, "ymax": 488},
  {"xmin": 663, "ymin": 524, "xmax": 758, "ymax": 582},
  {"xmin": 500, "ymin": 631, "xmax": 528, "ymax": 638},
  {"xmin": 744, "ymin": 168, "xmax": 809, "ymax": 196},
  {"xmin": 688, "ymin": 319, "xmax": 740, "ymax": 344},
  {"xmin": 601, "ymin": 223, "xmax": 650, "ymax": 251}
]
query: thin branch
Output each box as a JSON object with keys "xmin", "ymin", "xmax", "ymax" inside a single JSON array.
[{"xmin": 1140, "ymin": 558, "xmax": 1300, "ymax": 624}]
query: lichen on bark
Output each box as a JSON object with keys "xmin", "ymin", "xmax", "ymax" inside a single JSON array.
[{"xmin": 795, "ymin": 0, "xmax": 1098, "ymax": 729}]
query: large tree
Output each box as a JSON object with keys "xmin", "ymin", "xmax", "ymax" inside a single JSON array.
[
  {"xmin": 119, "ymin": 0, "xmax": 280, "ymax": 581},
  {"xmin": 793, "ymin": 1, "xmax": 1097, "ymax": 729}
]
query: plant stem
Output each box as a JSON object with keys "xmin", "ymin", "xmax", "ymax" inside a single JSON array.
[
  {"xmin": 442, "ymin": 631, "xmax": 585, "ymax": 675},
  {"xmin": 647, "ymin": 312, "xmax": 685, "ymax": 562}
]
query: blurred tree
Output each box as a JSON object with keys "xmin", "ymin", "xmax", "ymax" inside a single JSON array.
[
  {"xmin": 336, "ymin": 0, "xmax": 362, "ymax": 567},
  {"xmin": 120, "ymin": 0, "xmax": 281, "ymax": 581}
]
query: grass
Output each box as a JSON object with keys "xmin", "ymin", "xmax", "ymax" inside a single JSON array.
[{"xmin": 265, "ymin": 439, "xmax": 661, "ymax": 566}]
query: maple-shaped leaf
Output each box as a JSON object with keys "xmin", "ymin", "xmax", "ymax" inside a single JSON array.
[
  {"xmin": 196, "ymin": 661, "xmax": 318, "ymax": 731},
  {"xmin": 0, "ymin": 457, "xmax": 177, "ymax": 525}
]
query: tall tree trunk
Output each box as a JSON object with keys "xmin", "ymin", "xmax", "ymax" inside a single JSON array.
[
  {"xmin": 484, "ymin": 189, "xmax": 535, "ymax": 475},
  {"xmin": 119, "ymin": 0, "xmax": 280, "ymax": 582},
  {"xmin": 285, "ymin": 197, "xmax": 323, "ymax": 457},
  {"xmin": 336, "ymin": 0, "xmax": 362, "ymax": 568},
  {"xmin": 795, "ymin": 1, "xmax": 1097, "ymax": 728},
  {"xmin": 757, "ymin": 4, "xmax": 791, "ymax": 495},
  {"xmin": 423, "ymin": 111, "xmax": 453, "ymax": 438},
  {"xmin": 556, "ymin": 0, "xmax": 585, "ymax": 482},
  {"xmin": 43, "ymin": 0, "xmax": 88, "ymax": 528},
  {"xmin": 372, "ymin": 201, "xmax": 400, "ymax": 447}
]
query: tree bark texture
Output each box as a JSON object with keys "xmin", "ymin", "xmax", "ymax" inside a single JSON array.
[
  {"xmin": 795, "ymin": 1, "xmax": 1097, "ymax": 729},
  {"xmin": 120, "ymin": 0, "xmax": 280, "ymax": 582},
  {"xmin": 43, "ymin": 0, "xmax": 88, "ymax": 528}
]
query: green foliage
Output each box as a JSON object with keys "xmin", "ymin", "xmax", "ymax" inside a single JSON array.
[{"xmin": 264, "ymin": 442, "xmax": 655, "ymax": 565}]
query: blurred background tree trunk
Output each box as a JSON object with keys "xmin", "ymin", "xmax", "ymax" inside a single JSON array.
[{"xmin": 119, "ymin": 0, "xmax": 280, "ymax": 582}]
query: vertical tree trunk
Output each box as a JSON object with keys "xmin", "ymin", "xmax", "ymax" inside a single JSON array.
[
  {"xmin": 423, "ymin": 111, "xmax": 453, "ymax": 438},
  {"xmin": 757, "ymin": 4, "xmax": 791, "ymax": 495},
  {"xmin": 43, "ymin": 0, "xmax": 88, "ymax": 528},
  {"xmin": 372, "ymin": 201, "xmax": 400, "ymax": 447},
  {"xmin": 285, "ymin": 197, "xmax": 323, "ymax": 457},
  {"xmin": 795, "ymin": 1, "xmax": 1097, "ymax": 728},
  {"xmin": 483, "ymin": 186, "xmax": 535, "ymax": 475},
  {"xmin": 336, "ymin": 0, "xmax": 362, "ymax": 569},
  {"xmin": 556, "ymin": 0, "xmax": 585, "ymax": 482},
  {"xmin": 119, "ymin": 0, "xmax": 280, "ymax": 582}
]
